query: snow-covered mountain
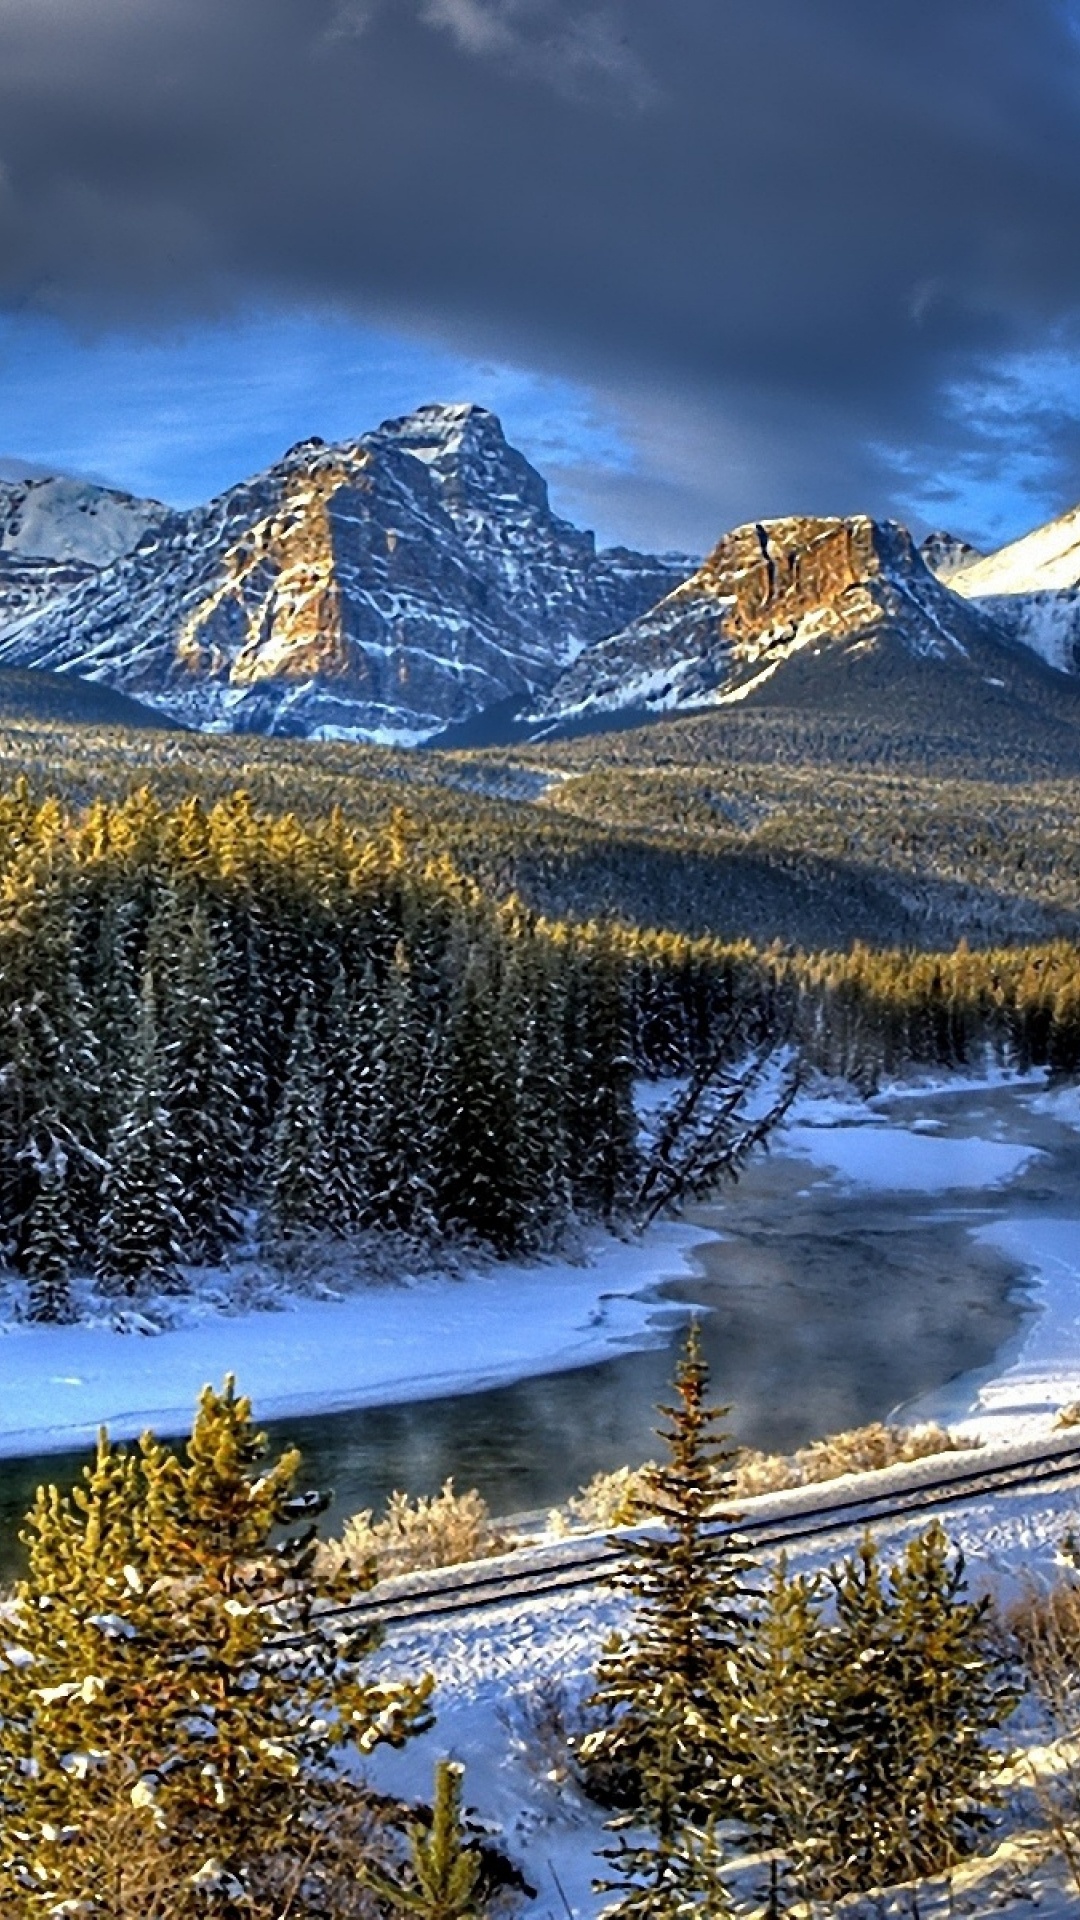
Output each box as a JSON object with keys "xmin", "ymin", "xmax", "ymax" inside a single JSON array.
[
  {"xmin": 0, "ymin": 407, "xmax": 694, "ymax": 743},
  {"xmin": 918, "ymin": 529, "xmax": 983, "ymax": 580},
  {"xmin": 946, "ymin": 506, "xmax": 1080, "ymax": 677},
  {"xmin": 535, "ymin": 513, "xmax": 1012, "ymax": 727},
  {"xmin": 0, "ymin": 475, "xmax": 169, "ymax": 566}
]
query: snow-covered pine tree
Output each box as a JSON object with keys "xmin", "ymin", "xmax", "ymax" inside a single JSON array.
[
  {"xmin": 156, "ymin": 900, "xmax": 247, "ymax": 1262},
  {"xmin": 22, "ymin": 1145, "xmax": 78, "ymax": 1323},
  {"xmin": 0, "ymin": 856, "xmax": 100, "ymax": 1267},
  {"xmin": 267, "ymin": 997, "xmax": 330, "ymax": 1243},
  {"xmin": 814, "ymin": 1523, "xmax": 1014, "ymax": 1896},
  {"xmin": 432, "ymin": 938, "xmax": 518, "ymax": 1249},
  {"xmin": 95, "ymin": 970, "xmax": 187, "ymax": 1297},
  {"xmin": 593, "ymin": 1677, "xmax": 732, "ymax": 1920},
  {"xmin": 320, "ymin": 965, "xmax": 369, "ymax": 1236},
  {"xmin": 564, "ymin": 929, "xmax": 637, "ymax": 1221},
  {"xmin": 583, "ymin": 1326, "xmax": 752, "ymax": 1827},
  {"xmin": 0, "ymin": 1378, "xmax": 433, "ymax": 1918},
  {"xmin": 872, "ymin": 1520, "xmax": 1014, "ymax": 1881},
  {"xmin": 358, "ymin": 943, "xmax": 436, "ymax": 1238},
  {"xmin": 492, "ymin": 935, "xmax": 570, "ymax": 1250},
  {"xmin": 727, "ymin": 1555, "xmax": 835, "ymax": 1907}
]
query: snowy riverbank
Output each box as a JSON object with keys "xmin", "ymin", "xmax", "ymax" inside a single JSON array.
[
  {"xmin": 3, "ymin": 1065, "xmax": 1080, "ymax": 1462},
  {"xmin": 0, "ymin": 1220, "xmax": 708, "ymax": 1458}
]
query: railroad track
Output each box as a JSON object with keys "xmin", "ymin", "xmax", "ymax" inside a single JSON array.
[{"xmin": 309, "ymin": 1430, "xmax": 1080, "ymax": 1637}]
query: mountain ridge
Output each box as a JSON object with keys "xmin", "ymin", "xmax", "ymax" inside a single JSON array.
[{"xmin": 0, "ymin": 406, "xmax": 694, "ymax": 744}]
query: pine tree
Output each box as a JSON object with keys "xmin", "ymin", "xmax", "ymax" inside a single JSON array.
[
  {"xmin": 157, "ymin": 901, "xmax": 247, "ymax": 1262},
  {"xmin": 95, "ymin": 972, "xmax": 187, "ymax": 1297},
  {"xmin": 0, "ymin": 1378, "xmax": 434, "ymax": 1918},
  {"xmin": 593, "ymin": 1677, "xmax": 733, "ymax": 1920},
  {"xmin": 267, "ymin": 999, "xmax": 330, "ymax": 1243},
  {"xmin": 366, "ymin": 1759, "xmax": 486, "ymax": 1920},
  {"xmin": 23, "ymin": 1145, "xmax": 78, "ymax": 1323},
  {"xmin": 433, "ymin": 938, "xmax": 518, "ymax": 1249},
  {"xmin": 358, "ymin": 944, "xmax": 435, "ymax": 1238},
  {"xmin": 875, "ymin": 1520, "xmax": 1014, "ymax": 1881},
  {"xmin": 583, "ymin": 1326, "xmax": 752, "ymax": 1830},
  {"xmin": 320, "ymin": 965, "xmax": 370, "ymax": 1236},
  {"xmin": 728, "ymin": 1556, "xmax": 836, "ymax": 1908}
]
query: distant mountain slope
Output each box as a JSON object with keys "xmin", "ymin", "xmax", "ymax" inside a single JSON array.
[
  {"xmin": 0, "ymin": 475, "xmax": 169, "ymax": 566},
  {"xmin": 0, "ymin": 667, "xmax": 181, "ymax": 729},
  {"xmin": 0, "ymin": 406, "xmax": 693, "ymax": 744},
  {"xmin": 942, "ymin": 504, "xmax": 1080, "ymax": 677},
  {"xmin": 535, "ymin": 513, "xmax": 1030, "ymax": 729}
]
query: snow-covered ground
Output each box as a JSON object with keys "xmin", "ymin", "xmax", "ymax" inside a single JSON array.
[
  {"xmin": 364, "ymin": 1462, "xmax": 1080, "ymax": 1920},
  {"xmin": 0, "ymin": 1222, "xmax": 706, "ymax": 1458}
]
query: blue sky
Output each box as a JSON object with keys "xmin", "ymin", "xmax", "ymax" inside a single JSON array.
[{"xmin": 0, "ymin": 308, "xmax": 641, "ymax": 541}]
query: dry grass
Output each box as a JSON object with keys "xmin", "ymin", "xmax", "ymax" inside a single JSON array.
[
  {"xmin": 732, "ymin": 1419, "xmax": 978, "ymax": 1498},
  {"xmin": 321, "ymin": 1478, "xmax": 511, "ymax": 1582},
  {"xmin": 551, "ymin": 1421, "xmax": 978, "ymax": 1536}
]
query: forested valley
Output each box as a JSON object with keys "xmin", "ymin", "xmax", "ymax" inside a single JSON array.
[{"xmin": 3, "ymin": 695, "xmax": 1080, "ymax": 1321}]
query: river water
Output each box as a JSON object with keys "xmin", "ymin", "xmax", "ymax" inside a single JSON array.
[{"xmin": 0, "ymin": 1081, "xmax": 1076, "ymax": 1578}]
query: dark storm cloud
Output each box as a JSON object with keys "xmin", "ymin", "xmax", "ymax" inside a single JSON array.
[{"xmin": 3, "ymin": 0, "xmax": 1080, "ymax": 542}]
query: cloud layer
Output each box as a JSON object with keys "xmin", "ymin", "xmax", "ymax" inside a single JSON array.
[{"xmin": 3, "ymin": 0, "xmax": 1080, "ymax": 545}]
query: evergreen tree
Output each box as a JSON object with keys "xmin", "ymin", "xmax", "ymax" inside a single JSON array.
[
  {"xmin": 366, "ymin": 1759, "xmax": 486, "ymax": 1920},
  {"xmin": 0, "ymin": 1378, "xmax": 433, "ymax": 1918},
  {"xmin": 158, "ymin": 901, "xmax": 247, "ymax": 1262},
  {"xmin": 433, "ymin": 938, "xmax": 518, "ymax": 1249},
  {"xmin": 95, "ymin": 972, "xmax": 186, "ymax": 1296},
  {"xmin": 728, "ymin": 1556, "xmax": 836, "ymax": 1908},
  {"xmin": 320, "ymin": 965, "xmax": 370, "ymax": 1236},
  {"xmin": 358, "ymin": 944, "xmax": 435, "ymax": 1237},
  {"xmin": 583, "ymin": 1326, "xmax": 752, "ymax": 1827},
  {"xmin": 23, "ymin": 1145, "xmax": 78, "ymax": 1323},
  {"xmin": 593, "ymin": 1677, "xmax": 732, "ymax": 1920},
  {"xmin": 267, "ymin": 999, "xmax": 330, "ymax": 1243}
]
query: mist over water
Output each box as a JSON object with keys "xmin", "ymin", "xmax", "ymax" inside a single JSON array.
[{"xmin": 0, "ymin": 1083, "xmax": 1074, "ymax": 1579}]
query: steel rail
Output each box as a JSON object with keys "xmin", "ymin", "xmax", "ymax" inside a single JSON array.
[{"xmin": 306, "ymin": 1431, "xmax": 1080, "ymax": 1637}]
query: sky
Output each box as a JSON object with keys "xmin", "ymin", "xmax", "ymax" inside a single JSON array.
[{"xmin": 3, "ymin": 1, "xmax": 1080, "ymax": 554}]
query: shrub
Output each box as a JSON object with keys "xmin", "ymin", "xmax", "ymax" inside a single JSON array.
[
  {"xmin": 325, "ymin": 1478, "xmax": 510, "ymax": 1581},
  {"xmin": 731, "ymin": 1419, "xmax": 978, "ymax": 1498},
  {"xmin": 557, "ymin": 1421, "xmax": 977, "ymax": 1536}
]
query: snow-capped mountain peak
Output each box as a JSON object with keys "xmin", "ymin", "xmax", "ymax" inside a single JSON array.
[
  {"xmin": 536, "ymin": 512, "xmax": 1013, "ymax": 727},
  {"xmin": 0, "ymin": 407, "xmax": 694, "ymax": 743},
  {"xmin": 945, "ymin": 505, "xmax": 1080, "ymax": 679}
]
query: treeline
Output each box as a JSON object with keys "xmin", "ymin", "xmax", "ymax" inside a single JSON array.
[
  {"xmin": 795, "ymin": 936, "xmax": 1080, "ymax": 1082},
  {"xmin": 0, "ymin": 783, "xmax": 755, "ymax": 1321}
]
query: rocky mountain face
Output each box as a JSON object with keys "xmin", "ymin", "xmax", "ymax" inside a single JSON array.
[
  {"xmin": 945, "ymin": 505, "xmax": 1080, "ymax": 677},
  {"xmin": 535, "ymin": 513, "xmax": 1027, "ymax": 728},
  {"xmin": 0, "ymin": 406, "xmax": 694, "ymax": 743}
]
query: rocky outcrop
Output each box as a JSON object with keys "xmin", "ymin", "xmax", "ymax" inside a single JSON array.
[
  {"xmin": 0, "ymin": 407, "xmax": 694, "ymax": 742},
  {"xmin": 536, "ymin": 514, "xmax": 1010, "ymax": 725},
  {"xmin": 919, "ymin": 530, "xmax": 983, "ymax": 581}
]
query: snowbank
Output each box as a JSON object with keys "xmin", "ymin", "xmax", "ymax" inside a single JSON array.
[
  {"xmin": 780, "ymin": 1119, "xmax": 1040, "ymax": 1193},
  {"xmin": 0, "ymin": 1222, "xmax": 707, "ymax": 1458},
  {"xmin": 937, "ymin": 1217, "xmax": 1080, "ymax": 1443}
]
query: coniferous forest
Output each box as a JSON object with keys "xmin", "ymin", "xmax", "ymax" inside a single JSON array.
[{"xmin": 4, "ymin": 747, "xmax": 1080, "ymax": 1321}]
